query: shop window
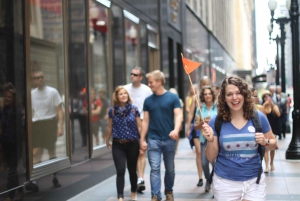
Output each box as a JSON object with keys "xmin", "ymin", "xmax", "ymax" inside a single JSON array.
[
  {"xmin": 29, "ymin": 0, "xmax": 67, "ymax": 166},
  {"xmin": 89, "ymin": 0, "xmax": 111, "ymax": 148}
]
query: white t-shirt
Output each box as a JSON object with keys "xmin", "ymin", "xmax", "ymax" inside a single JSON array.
[
  {"xmin": 31, "ymin": 86, "xmax": 63, "ymax": 122},
  {"xmin": 124, "ymin": 83, "xmax": 152, "ymax": 119}
]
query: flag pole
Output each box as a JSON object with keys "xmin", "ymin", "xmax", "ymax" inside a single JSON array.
[{"xmin": 181, "ymin": 53, "xmax": 205, "ymax": 124}]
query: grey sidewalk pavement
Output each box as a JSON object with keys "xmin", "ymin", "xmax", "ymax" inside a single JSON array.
[{"xmin": 68, "ymin": 133, "xmax": 300, "ymax": 201}]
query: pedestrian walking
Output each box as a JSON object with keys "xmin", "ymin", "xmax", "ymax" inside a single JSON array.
[
  {"xmin": 106, "ymin": 86, "xmax": 141, "ymax": 201},
  {"xmin": 140, "ymin": 70, "xmax": 182, "ymax": 201},
  {"xmin": 201, "ymin": 76, "xmax": 277, "ymax": 200},
  {"xmin": 194, "ymin": 86, "xmax": 217, "ymax": 192},
  {"xmin": 124, "ymin": 66, "xmax": 152, "ymax": 193},
  {"xmin": 185, "ymin": 76, "xmax": 211, "ymax": 187}
]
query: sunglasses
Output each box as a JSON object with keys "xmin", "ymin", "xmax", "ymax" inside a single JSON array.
[
  {"xmin": 33, "ymin": 76, "xmax": 44, "ymax": 80},
  {"xmin": 130, "ymin": 73, "xmax": 140, "ymax": 77}
]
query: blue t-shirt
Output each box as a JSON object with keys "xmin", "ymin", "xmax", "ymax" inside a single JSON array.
[
  {"xmin": 208, "ymin": 110, "xmax": 270, "ymax": 181},
  {"xmin": 144, "ymin": 91, "xmax": 181, "ymax": 140},
  {"xmin": 108, "ymin": 105, "xmax": 140, "ymax": 140}
]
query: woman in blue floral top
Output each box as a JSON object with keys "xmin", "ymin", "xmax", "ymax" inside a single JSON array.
[{"xmin": 106, "ymin": 86, "xmax": 141, "ymax": 201}]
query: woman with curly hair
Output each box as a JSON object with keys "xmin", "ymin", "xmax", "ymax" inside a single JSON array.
[
  {"xmin": 201, "ymin": 76, "xmax": 276, "ymax": 200},
  {"xmin": 194, "ymin": 86, "xmax": 217, "ymax": 192},
  {"xmin": 185, "ymin": 76, "xmax": 211, "ymax": 187}
]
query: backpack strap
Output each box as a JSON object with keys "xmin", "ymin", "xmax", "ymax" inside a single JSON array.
[
  {"xmin": 214, "ymin": 116, "xmax": 223, "ymax": 138},
  {"xmin": 210, "ymin": 112, "xmax": 264, "ymax": 185},
  {"xmin": 251, "ymin": 110, "xmax": 265, "ymax": 184},
  {"xmin": 209, "ymin": 115, "xmax": 223, "ymax": 184}
]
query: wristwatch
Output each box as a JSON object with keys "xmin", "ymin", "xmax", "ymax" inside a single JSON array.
[{"xmin": 264, "ymin": 138, "xmax": 270, "ymax": 146}]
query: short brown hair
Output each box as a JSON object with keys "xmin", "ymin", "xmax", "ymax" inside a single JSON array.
[
  {"xmin": 112, "ymin": 86, "xmax": 132, "ymax": 106},
  {"xmin": 217, "ymin": 76, "xmax": 255, "ymax": 121}
]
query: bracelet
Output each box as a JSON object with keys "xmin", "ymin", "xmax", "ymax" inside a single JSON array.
[{"xmin": 207, "ymin": 137, "xmax": 214, "ymax": 142}]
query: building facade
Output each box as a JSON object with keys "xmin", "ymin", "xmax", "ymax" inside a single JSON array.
[{"xmin": 0, "ymin": 0, "xmax": 256, "ymax": 199}]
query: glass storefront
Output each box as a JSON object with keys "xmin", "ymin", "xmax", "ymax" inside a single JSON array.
[
  {"xmin": 1, "ymin": 0, "xmax": 161, "ymax": 197},
  {"xmin": 89, "ymin": 0, "xmax": 111, "ymax": 148},
  {"xmin": 29, "ymin": 0, "xmax": 67, "ymax": 166},
  {"xmin": 68, "ymin": 0, "xmax": 89, "ymax": 164},
  {"xmin": 185, "ymin": 8, "xmax": 210, "ymax": 90},
  {"xmin": 0, "ymin": 0, "xmax": 27, "ymax": 198}
]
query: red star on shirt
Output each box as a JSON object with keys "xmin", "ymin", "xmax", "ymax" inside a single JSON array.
[
  {"xmin": 236, "ymin": 144, "xmax": 240, "ymax": 148},
  {"xmin": 245, "ymin": 143, "xmax": 250, "ymax": 147},
  {"xmin": 227, "ymin": 145, "xmax": 231, "ymax": 149}
]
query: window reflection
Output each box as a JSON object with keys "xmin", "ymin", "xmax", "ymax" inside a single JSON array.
[
  {"xmin": 125, "ymin": 19, "xmax": 139, "ymax": 83},
  {"xmin": 29, "ymin": 0, "xmax": 67, "ymax": 164},
  {"xmin": 0, "ymin": 1, "xmax": 27, "ymax": 197},
  {"xmin": 89, "ymin": 1, "xmax": 111, "ymax": 148}
]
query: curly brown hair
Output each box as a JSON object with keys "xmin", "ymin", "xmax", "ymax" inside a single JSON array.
[
  {"xmin": 217, "ymin": 76, "xmax": 255, "ymax": 121},
  {"xmin": 199, "ymin": 86, "xmax": 215, "ymax": 103}
]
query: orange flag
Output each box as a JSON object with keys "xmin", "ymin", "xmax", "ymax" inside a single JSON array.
[{"xmin": 181, "ymin": 57, "xmax": 202, "ymax": 74}]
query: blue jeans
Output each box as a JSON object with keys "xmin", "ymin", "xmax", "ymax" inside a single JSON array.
[
  {"xmin": 201, "ymin": 140, "xmax": 215, "ymax": 180},
  {"xmin": 147, "ymin": 138, "xmax": 176, "ymax": 200}
]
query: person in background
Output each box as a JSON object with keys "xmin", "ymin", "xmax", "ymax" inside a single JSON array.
[
  {"xmin": 169, "ymin": 88, "xmax": 184, "ymax": 153},
  {"xmin": 194, "ymin": 86, "xmax": 217, "ymax": 192},
  {"xmin": 287, "ymin": 94, "xmax": 292, "ymax": 122},
  {"xmin": 185, "ymin": 85, "xmax": 196, "ymax": 114},
  {"xmin": 212, "ymin": 84, "xmax": 220, "ymax": 100},
  {"xmin": 124, "ymin": 66, "xmax": 152, "ymax": 193},
  {"xmin": 105, "ymin": 86, "xmax": 141, "ymax": 201},
  {"xmin": 84, "ymin": 88, "xmax": 102, "ymax": 145},
  {"xmin": 140, "ymin": 70, "xmax": 182, "ymax": 201},
  {"xmin": 275, "ymin": 85, "xmax": 288, "ymax": 139},
  {"xmin": 26, "ymin": 70, "xmax": 64, "ymax": 192},
  {"xmin": 261, "ymin": 90, "xmax": 281, "ymax": 173},
  {"xmin": 201, "ymin": 76, "xmax": 276, "ymax": 200},
  {"xmin": 185, "ymin": 76, "xmax": 211, "ymax": 187},
  {"xmin": 99, "ymin": 89, "xmax": 110, "ymax": 143},
  {"xmin": 0, "ymin": 83, "xmax": 24, "ymax": 201}
]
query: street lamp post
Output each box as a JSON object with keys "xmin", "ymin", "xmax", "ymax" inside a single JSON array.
[
  {"xmin": 268, "ymin": 0, "xmax": 289, "ymax": 92},
  {"xmin": 273, "ymin": 35, "xmax": 280, "ymax": 86},
  {"xmin": 286, "ymin": 0, "xmax": 300, "ymax": 159},
  {"xmin": 268, "ymin": 28, "xmax": 280, "ymax": 86}
]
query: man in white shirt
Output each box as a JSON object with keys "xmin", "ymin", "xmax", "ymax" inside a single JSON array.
[
  {"xmin": 124, "ymin": 67, "xmax": 152, "ymax": 192},
  {"xmin": 26, "ymin": 70, "xmax": 64, "ymax": 192}
]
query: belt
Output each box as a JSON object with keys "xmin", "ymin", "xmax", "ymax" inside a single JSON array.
[{"xmin": 113, "ymin": 138, "xmax": 137, "ymax": 144}]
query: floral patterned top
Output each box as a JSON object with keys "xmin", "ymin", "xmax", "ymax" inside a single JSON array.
[{"xmin": 108, "ymin": 103, "xmax": 140, "ymax": 140}]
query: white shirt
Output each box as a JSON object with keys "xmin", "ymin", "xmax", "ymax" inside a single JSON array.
[
  {"xmin": 31, "ymin": 86, "xmax": 63, "ymax": 122},
  {"xmin": 124, "ymin": 83, "xmax": 152, "ymax": 119}
]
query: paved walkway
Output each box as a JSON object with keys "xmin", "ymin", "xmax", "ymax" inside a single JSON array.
[{"xmin": 68, "ymin": 132, "xmax": 300, "ymax": 201}]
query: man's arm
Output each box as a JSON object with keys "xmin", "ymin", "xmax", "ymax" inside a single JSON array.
[
  {"xmin": 140, "ymin": 111, "xmax": 149, "ymax": 150},
  {"xmin": 56, "ymin": 104, "xmax": 64, "ymax": 137},
  {"xmin": 169, "ymin": 107, "xmax": 183, "ymax": 140}
]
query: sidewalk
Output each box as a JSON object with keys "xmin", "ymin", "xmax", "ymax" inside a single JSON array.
[{"xmin": 68, "ymin": 133, "xmax": 300, "ymax": 201}]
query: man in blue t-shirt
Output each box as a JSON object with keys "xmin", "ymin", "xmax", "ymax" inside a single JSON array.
[{"xmin": 140, "ymin": 70, "xmax": 182, "ymax": 201}]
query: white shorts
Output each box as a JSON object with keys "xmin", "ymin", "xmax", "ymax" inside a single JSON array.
[{"xmin": 212, "ymin": 173, "xmax": 266, "ymax": 201}]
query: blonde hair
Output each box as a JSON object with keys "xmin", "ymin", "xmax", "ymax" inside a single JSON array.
[
  {"xmin": 199, "ymin": 76, "xmax": 211, "ymax": 89},
  {"xmin": 146, "ymin": 70, "xmax": 165, "ymax": 85},
  {"xmin": 112, "ymin": 86, "xmax": 132, "ymax": 106}
]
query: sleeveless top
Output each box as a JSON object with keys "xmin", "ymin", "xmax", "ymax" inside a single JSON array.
[{"xmin": 266, "ymin": 110, "xmax": 280, "ymax": 135}]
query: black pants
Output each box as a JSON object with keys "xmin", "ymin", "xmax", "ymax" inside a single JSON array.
[
  {"xmin": 1, "ymin": 141, "xmax": 22, "ymax": 199},
  {"xmin": 112, "ymin": 140, "xmax": 139, "ymax": 199}
]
